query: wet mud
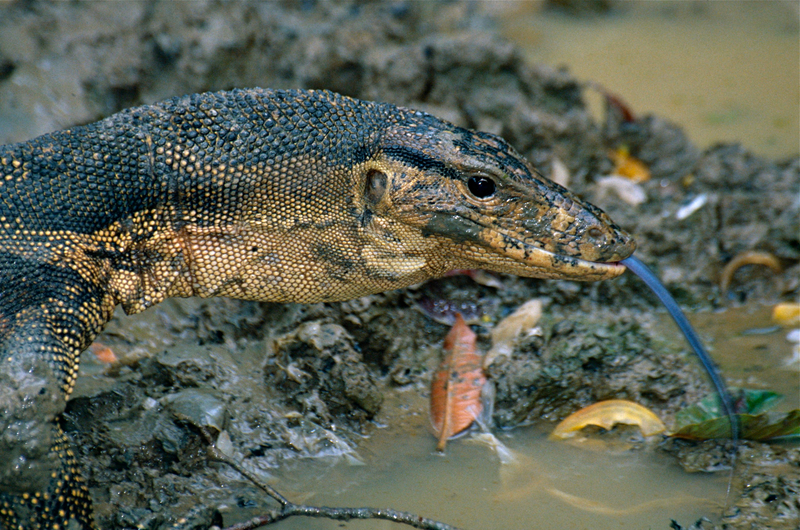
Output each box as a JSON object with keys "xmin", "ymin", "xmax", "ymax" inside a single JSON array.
[{"xmin": 0, "ymin": 1, "xmax": 797, "ymax": 528}]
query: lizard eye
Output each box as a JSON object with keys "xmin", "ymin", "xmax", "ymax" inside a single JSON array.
[{"xmin": 467, "ymin": 175, "xmax": 496, "ymax": 199}]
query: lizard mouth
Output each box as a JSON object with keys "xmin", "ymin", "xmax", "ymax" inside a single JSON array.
[
  {"xmin": 419, "ymin": 211, "xmax": 633, "ymax": 281},
  {"xmin": 473, "ymin": 228, "xmax": 631, "ymax": 281},
  {"xmin": 514, "ymin": 240, "xmax": 628, "ymax": 280}
]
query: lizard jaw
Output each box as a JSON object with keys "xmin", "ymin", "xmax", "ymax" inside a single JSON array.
[
  {"xmin": 502, "ymin": 243, "xmax": 627, "ymax": 281},
  {"xmin": 452, "ymin": 229, "xmax": 630, "ymax": 282},
  {"xmin": 412, "ymin": 200, "xmax": 634, "ymax": 282}
]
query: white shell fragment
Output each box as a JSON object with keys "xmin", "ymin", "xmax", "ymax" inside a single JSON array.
[
  {"xmin": 215, "ymin": 430, "xmax": 235, "ymax": 457},
  {"xmin": 468, "ymin": 432, "xmax": 518, "ymax": 465},
  {"xmin": 675, "ymin": 194, "xmax": 708, "ymax": 220},
  {"xmin": 549, "ymin": 156, "xmax": 571, "ymax": 188},
  {"xmin": 595, "ymin": 175, "xmax": 647, "ymax": 206}
]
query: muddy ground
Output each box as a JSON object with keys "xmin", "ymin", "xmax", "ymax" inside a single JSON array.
[{"xmin": 0, "ymin": 1, "xmax": 798, "ymax": 529}]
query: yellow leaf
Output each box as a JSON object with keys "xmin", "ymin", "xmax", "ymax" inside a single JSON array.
[
  {"xmin": 549, "ymin": 399, "xmax": 666, "ymax": 440},
  {"xmin": 773, "ymin": 302, "xmax": 800, "ymax": 327},
  {"xmin": 609, "ymin": 147, "xmax": 650, "ymax": 183}
]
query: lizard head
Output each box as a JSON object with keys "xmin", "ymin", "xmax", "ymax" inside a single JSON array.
[{"xmin": 358, "ymin": 114, "xmax": 635, "ymax": 281}]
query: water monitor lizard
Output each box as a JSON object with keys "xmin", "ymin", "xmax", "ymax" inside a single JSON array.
[{"xmin": 0, "ymin": 88, "xmax": 635, "ymax": 529}]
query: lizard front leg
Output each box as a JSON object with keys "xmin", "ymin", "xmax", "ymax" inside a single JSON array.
[{"xmin": 0, "ymin": 254, "xmax": 113, "ymax": 529}]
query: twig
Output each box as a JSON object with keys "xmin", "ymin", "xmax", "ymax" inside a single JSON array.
[
  {"xmin": 208, "ymin": 445, "xmax": 289, "ymax": 506},
  {"xmin": 206, "ymin": 445, "xmax": 464, "ymax": 530},
  {"xmin": 223, "ymin": 504, "xmax": 462, "ymax": 530}
]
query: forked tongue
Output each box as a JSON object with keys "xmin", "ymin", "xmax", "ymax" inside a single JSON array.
[{"xmin": 621, "ymin": 255, "xmax": 739, "ymax": 443}]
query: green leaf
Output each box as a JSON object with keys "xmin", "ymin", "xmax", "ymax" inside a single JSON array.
[
  {"xmin": 741, "ymin": 389, "xmax": 784, "ymax": 414},
  {"xmin": 674, "ymin": 389, "xmax": 783, "ymax": 430},
  {"xmin": 670, "ymin": 410, "xmax": 800, "ymax": 441},
  {"xmin": 671, "ymin": 389, "xmax": 798, "ymax": 441}
]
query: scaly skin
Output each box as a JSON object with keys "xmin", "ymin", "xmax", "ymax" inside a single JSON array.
[{"xmin": 0, "ymin": 88, "xmax": 634, "ymax": 529}]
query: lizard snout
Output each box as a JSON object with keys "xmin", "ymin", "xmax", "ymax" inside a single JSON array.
[
  {"xmin": 550, "ymin": 188, "xmax": 636, "ymax": 264},
  {"xmin": 580, "ymin": 220, "xmax": 636, "ymax": 263}
]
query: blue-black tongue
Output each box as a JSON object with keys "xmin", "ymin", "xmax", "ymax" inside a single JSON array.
[{"xmin": 621, "ymin": 255, "xmax": 739, "ymax": 442}]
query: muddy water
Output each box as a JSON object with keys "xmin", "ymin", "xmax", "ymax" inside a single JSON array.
[
  {"xmin": 244, "ymin": 399, "xmax": 726, "ymax": 530},
  {"xmin": 686, "ymin": 306, "xmax": 800, "ymax": 413},
  {"xmin": 496, "ymin": 0, "xmax": 799, "ymax": 160},
  {"xmin": 226, "ymin": 306, "xmax": 797, "ymax": 529},
  {"xmin": 255, "ymin": 426, "xmax": 710, "ymax": 530}
]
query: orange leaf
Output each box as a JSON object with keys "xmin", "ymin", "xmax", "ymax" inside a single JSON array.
[
  {"xmin": 89, "ymin": 341, "xmax": 118, "ymax": 364},
  {"xmin": 430, "ymin": 313, "xmax": 486, "ymax": 451},
  {"xmin": 549, "ymin": 399, "xmax": 666, "ymax": 440}
]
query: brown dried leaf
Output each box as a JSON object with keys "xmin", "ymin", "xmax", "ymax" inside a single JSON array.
[
  {"xmin": 485, "ymin": 299, "xmax": 543, "ymax": 367},
  {"xmin": 430, "ymin": 313, "xmax": 486, "ymax": 451}
]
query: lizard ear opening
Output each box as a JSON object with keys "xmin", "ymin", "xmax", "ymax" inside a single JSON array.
[{"xmin": 365, "ymin": 168, "xmax": 387, "ymax": 206}]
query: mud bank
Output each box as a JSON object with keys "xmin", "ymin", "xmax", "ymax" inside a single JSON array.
[{"xmin": 0, "ymin": 1, "xmax": 797, "ymax": 528}]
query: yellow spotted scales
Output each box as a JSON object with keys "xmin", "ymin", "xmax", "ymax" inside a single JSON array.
[{"xmin": 0, "ymin": 88, "xmax": 634, "ymax": 529}]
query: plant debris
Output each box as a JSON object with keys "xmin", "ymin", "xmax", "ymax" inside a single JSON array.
[
  {"xmin": 672, "ymin": 390, "xmax": 800, "ymax": 442},
  {"xmin": 550, "ymin": 399, "xmax": 667, "ymax": 440},
  {"xmin": 430, "ymin": 314, "xmax": 487, "ymax": 451}
]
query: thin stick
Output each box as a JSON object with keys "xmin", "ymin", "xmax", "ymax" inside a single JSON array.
[
  {"xmin": 208, "ymin": 446, "xmax": 289, "ymax": 506},
  {"xmin": 224, "ymin": 504, "xmax": 463, "ymax": 530},
  {"xmin": 207, "ymin": 446, "xmax": 464, "ymax": 530}
]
